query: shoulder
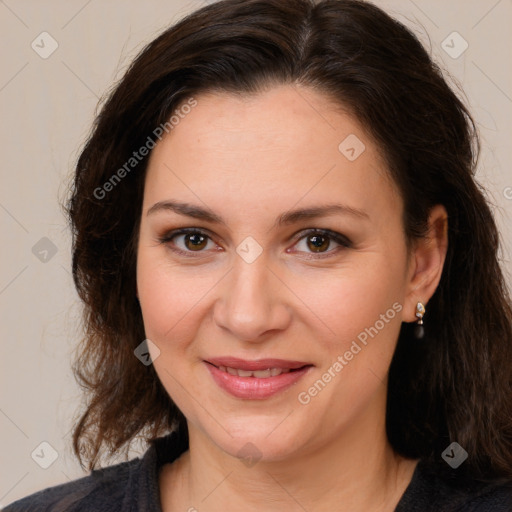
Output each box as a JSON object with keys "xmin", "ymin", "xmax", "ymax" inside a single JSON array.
[
  {"xmin": 2, "ymin": 457, "xmax": 140, "ymax": 512},
  {"xmin": 459, "ymin": 480, "xmax": 512, "ymax": 511},
  {"xmin": 396, "ymin": 459, "xmax": 512, "ymax": 512},
  {"xmin": 2, "ymin": 432, "xmax": 184, "ymax": 512}
]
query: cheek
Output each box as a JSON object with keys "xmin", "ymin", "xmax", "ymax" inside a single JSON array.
[
  {"xmin": 300, "ymin": 259, "xmax": 404, "ymax": 349},
  {"xmin": 136, "ymin": 248, "xmax": 217, "ymax": 349},
  {"xmin": 294, "ymin": 269, "xmax": 404, "ymax": 421},
  {"xmin": 294, "ymin": 257, "xmax": 406, "ymax": 409},
  {"xmin": 136, "ymin": 251, "xmax": 211, "ymax": 420}
]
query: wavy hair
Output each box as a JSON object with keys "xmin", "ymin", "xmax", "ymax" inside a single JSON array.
[{"xmin": 67, "ymin": 0, "xmax": 512, "ymax": 480}]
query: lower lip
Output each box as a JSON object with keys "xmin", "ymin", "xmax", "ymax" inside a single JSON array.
[{"xmin": 205, "ymin": 362, "xmax": 312, "ymax": 400}]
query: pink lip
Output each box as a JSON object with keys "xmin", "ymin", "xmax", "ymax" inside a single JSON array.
[{"xmin": 204, "ymin": 359, "xmax": 313, "ymax": 400}]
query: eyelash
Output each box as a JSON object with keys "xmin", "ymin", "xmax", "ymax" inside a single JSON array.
[{"xmin": 157, "ymin": 227, "xmax": 352, "ymax": 259}]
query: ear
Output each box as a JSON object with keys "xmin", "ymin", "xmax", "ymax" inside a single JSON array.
[{"xmin": 403, "ymin": 204, "xmax": 448, "ymax": 322}]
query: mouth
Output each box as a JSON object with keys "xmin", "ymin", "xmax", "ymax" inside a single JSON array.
[
  {"xmin": 214, "ymin": 366, "xmax": 297, "ymax": 378},
  {"xmin": 204, "ymin": 357, "xmax": 313, "ymax": 399}
]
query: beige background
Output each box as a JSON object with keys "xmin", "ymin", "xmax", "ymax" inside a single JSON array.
[{"xmin": 1, "ymin": 0, "xmax": 511, "ymax": 507}]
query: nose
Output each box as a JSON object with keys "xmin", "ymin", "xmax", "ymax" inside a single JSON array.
[{"xmin": 213, "ymin": 252, "xmax": 292, "ymax": 343}]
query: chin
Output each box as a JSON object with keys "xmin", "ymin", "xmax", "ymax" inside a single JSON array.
[{"xmin": 201, "ymin": 415, "xmax": 314, "ymax": 464}]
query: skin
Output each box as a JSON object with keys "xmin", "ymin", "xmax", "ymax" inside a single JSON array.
[{"xmin": 136, "ymin": 84, "xmax": 448, "ymax": 512}]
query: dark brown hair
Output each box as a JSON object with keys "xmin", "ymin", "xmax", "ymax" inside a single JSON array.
[{"xmin": 67, "ymin": 0, "xmax": 512, "ymax": 480}]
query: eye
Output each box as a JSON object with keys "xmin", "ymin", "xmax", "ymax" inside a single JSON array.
[
  {"xmin": 158, "ymin": 228, "xmax": 219, "ymax": 256},
  {"xmin": 158, "ymin": 227, "xmax": 351, "ymax": 259},
  {"xmin": 290, "ymin": 228, "xmax": 352, "ymax": 258}
]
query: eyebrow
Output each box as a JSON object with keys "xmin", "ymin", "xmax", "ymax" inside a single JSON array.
[{"xmin": 146, "ymin": 200, "xmax": 370, "ymax": 228}]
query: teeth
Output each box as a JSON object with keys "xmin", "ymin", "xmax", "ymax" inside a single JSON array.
[{"xmin": 217, "ymin": 365, "xmax": 292, "ymax": 378}]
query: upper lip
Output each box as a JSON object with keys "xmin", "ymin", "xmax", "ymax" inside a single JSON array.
[{"xmin": 205, "ymin": 357, "xmax": 312, "ymax": 371}]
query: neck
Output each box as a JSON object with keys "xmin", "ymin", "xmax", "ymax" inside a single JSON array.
[{"xmin": 161, "ymin": 392, "xmax": 418, "ymax": 512}]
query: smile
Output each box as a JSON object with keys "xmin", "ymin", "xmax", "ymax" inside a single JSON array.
[
  {"xmin": 217, "ymin": 366, "xmax": 292, "ymax": 378},
  {"xmin": 204, "ymin": 357, "xmax": 313, "ymax": 399}
]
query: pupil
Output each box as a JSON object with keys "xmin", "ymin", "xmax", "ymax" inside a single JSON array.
[
  {"xmin": 308, "ymin": 235, "xmax": 328, "ymax": 252},
  {"xmin": 186, "ymin": 233, "xmax": 206, "ymax": 250}
]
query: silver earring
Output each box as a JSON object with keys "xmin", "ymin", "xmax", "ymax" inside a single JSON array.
[{"xmin": 414, "ymin": 302, "xmax": 426, "ymax": 339}]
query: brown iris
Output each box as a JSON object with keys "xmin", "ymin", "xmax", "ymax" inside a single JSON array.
[
  {"xmin": 307, "ymin": 234, "xmax": 330, "ymax": 253},
  {"xmin": 184, "ymin": 233, "xmax": 208, "ymax": 251}
]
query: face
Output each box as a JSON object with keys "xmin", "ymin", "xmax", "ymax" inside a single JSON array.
[{"xmin": 136, "ymin": 84, "xmax": 413, "ymax": 462}]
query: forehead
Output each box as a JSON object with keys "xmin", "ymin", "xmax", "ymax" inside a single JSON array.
[{"xmin": 143, "ymin": 85, "xmax": 401, "ymax": 226}]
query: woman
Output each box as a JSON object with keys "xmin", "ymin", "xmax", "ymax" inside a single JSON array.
[{"xmin": 5, "ymin": 0, "xmax": 512, "ymax": 510}]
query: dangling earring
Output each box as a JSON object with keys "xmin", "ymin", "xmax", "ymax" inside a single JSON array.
[{"xmin": 414, "ymin": 302, "xmax": 426, "ymax": 339}]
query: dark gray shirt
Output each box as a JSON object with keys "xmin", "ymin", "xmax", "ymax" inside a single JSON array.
[{"xmin": 4, "ymin": 433, "xmax": 512, "ymax": 511}]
